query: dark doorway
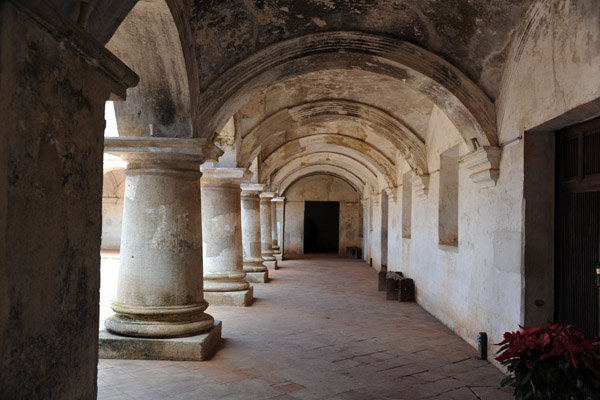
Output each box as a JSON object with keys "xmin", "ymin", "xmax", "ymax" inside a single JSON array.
[
  {"xmin": 304, "ymin": 201, "xmax": 339, "ymax": 253},
  {"xmin": 556, "ymin": 117, "xmax": 600, "ymax": 335}
]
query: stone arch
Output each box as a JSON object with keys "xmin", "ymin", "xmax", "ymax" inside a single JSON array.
[
  {"xmin": 259, "ymin": 138, "xmax": 397, "ymax": 188},
  {"xmin": 281, "ymin": 172, "xmax": 362, "ymax": 200},
  {"xmin": 239, "ymin": 100, "xmax": 428, "ymax": 176},
  {"xmin": 106, "ymin": 0, "xmax": 195, "ymax": 138},
  {"xmin": 269, "ymin": 154, "xmax": 381, "ymax": 193},
  {"xmin": 102, "ymin": 168, "xmax": 126, "ymax": 201},
  {"xmin": 196, "ymin": 31, "xmax": 497, "ymax": 151},
  {"xmin": 276, "ymin": 165, "xmax": 368, "ymax": 197}
]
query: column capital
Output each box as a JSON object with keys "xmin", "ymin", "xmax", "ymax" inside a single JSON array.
[
  {"xmin": 240, "ymin": 183, "xmax": 266, "ymax": 195},
  {"xmin": 200, "ymin": 166, "xmax": 251, "ymax": 187},
  {"xmin": 272, "ymin": 197, "xmax": 286, "ymax": 203},
  {"xmin": 259, "ymin": 192, "xmax": 277, "ymax": 200},
  {"xmin": 104, "ymin": 137, "xmax": 223, "ymax": 165}
]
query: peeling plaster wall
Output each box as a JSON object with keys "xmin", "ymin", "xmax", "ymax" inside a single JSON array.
[
  {"xmin": 191, "ymin": 0, "xmax": 531, "ymax": 100},
  {"xmin": 283, "ymin": 175, "xmax": 360, "ymax": 256},
  {"xmin": 236, "ymin": 70, "xmax": 434, "ymax": 142},
  {"xmin": 497, "ymin": 0, "xmax": 600, "ymax": 141},
  {"xmin": 387, "ymin": 107, "xmax": 523, "ymax": 362},
  {"xmin": 494, "ymin": 0, "xmax": 600, "ymax": 333}
]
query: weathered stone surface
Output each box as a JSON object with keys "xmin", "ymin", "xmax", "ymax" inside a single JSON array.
[
  {"xmin": 0, "ymin": 1, "xmax": 137, "ymax": 398},
  {"xmin": 245, "ymin": 271, "xmax": 269, "ymax": 284},
  {"xmin": 461, "ymin": 146, "xmax": 502, "ymax": 189},
  {"xmin": 201, "ymin": 166, "xmax": 253, "ymax": 306},
  {"xmin": 104, "ymin": 140, "xmax": 216, "ymax": 338},
  {"xmin": 190, "ymin": 1, "xmax": 530, "ymax": 100},
  {"xmin": 107, "ymin": 0, "xmax": 193, "ymax": 139},
  {"xmin": 240, "ymin": 183, "xmax": 269, "ymax": 277},
  {"xmin": 204, "ymin": 287, "xmax": 254, "ymax": 307},
  {"xmin": 263, "ymin": 260, "xmax": 278, "ymax": 270},
  {"xmin": 260, "ymin": 192, "xmax": 277, "ymax": 262},
  {"xmin": 98, "ymin": 321, "xmax": 222, "ymax": 361}
]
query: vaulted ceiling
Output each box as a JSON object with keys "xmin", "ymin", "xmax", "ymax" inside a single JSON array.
[{"xmin": 83, "ymin": 0, "xmax": 533, "ymax": 196}]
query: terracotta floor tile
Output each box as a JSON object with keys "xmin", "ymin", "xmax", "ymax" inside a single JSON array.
[{"xmin": 98, "ymin": 255, "xmax": 509, "ymax": 400}]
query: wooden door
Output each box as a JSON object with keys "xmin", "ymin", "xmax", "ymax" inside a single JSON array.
[{"xmin": 556, "ymin": 117, "xmax": 600, "ymax": 335}]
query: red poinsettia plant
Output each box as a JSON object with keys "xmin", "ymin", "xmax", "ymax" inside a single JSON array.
[{"xmin": 495, "ymin": 322, "xmax": 600, "ymax": 400}]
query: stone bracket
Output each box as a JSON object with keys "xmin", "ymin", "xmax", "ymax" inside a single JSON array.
[
  {"xmin": 461, "ymin": 146, "xmax": 502, "ymax": 189},
  {"xmin": 383, "ymin": 187, "xmax": 399, "ymax": 202},
  {"xmin": 412, "ymin": 175, "xmax": 430, "ymax": 200}
]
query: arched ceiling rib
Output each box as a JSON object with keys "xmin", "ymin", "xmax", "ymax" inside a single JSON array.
[
  {"xmin": 276, "ymin": 165, "xmax": 367, "ymax": 197},
  {"xmin": 260, "ymin": 142, "xmax": 396, "ymax": 188},
  {"xmin": 269, "ymin": 154, "xmax": 380, "ymax": 193},
  {"xmin": 196, "ymin": 32, "xmax": 498, "ymax": 151},
  {"xmin": 239, "ymin": 100, "xmax": 428, "ymax": 176},
  {"xmin": 281, "ymin": 172, "xmax": 361, "ymax": 199},
  {"xmin": 106, "ymin": 0, "xmax": 193, "ymax": 138}
]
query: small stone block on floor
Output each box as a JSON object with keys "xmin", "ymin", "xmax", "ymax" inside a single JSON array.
[
  {"xmin": 98, "ymin": 320, "xmax": 222, "ymax": 361},
  {"xmin": 245, "ymin": 271, "xmax": 269, "ymax": 283},
  {"xmin": 205, "ymin": 286, "xmax": 254, "ymax": 306},
  {"xmin": 264, "ymin": 260, "xmax": 278, "ymax": 270}
]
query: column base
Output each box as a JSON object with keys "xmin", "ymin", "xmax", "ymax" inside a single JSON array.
[
  {"xmin": 245, "ymin": 271, "xmax": 269, "ymax": 283},
  {"xmin": 98, "ymin": 321, "xmax": 222, "ymax": 361},
  {"xmin": 204, "ymin": 287, "xmax": 254, "ymax": 306},
  {"xmin": 264, "ymin": 260, "xmax": 278, "ymax": 270},
  {"xmin": 243, "ymin": 262, "xmax": 268, "ymax": 273},
  {"xmin": 274, "ymin": 253, "xmax": 283, "ymax": 262}
]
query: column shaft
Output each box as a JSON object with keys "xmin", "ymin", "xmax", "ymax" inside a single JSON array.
[
  {"xmin": 260, "ymin": 192, "xmax": 278, "ymax": 269},
  {"xmin": 272, "ymin": 197, "xmax": 286, "ymax": 260},
  {"xmin": 201, "ymin": 167, "xmax": 253, "ymax": 306},
  {"xmin": 107, "ymin": 162, "xmax": 213, "ymax": 337},
  {"xmin": 271, "ymin": 198, "xmax": 279, "ymax": 252},
  {"xmin": 241, "ymin": 184, "xmax": 268, "ymax": 283},
  {"xmin": 102, "ymin": 138, "xmax": 221, "ymax": 344}
]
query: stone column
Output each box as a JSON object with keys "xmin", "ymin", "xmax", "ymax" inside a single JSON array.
[
  {"xmin": 260, "ymin": 192, "xmax": 278, "ymax": 269},
  {"xmin": 272, "ymin": 197, "xmax": 286, "ymax": 261},
  {"xmin": 271, "ymin": 194, "xmax": 280, "ymax": 254},
  {"xmin": 361, "ymin": 198, "xmax": 370, "ymax": 262},
  {"xmin": 241, "ymin": 183, "xmax": 269, "ymax": 283},
  {"xmin": 101, "ymin": 138, "xmax": 221, "ymax": 359},
  {"xmin": 200, "ymin": 166, "xmax": 253, "ymax": 306}
]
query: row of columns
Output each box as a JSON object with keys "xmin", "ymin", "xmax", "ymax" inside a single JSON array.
[{"xmin": 104, "ymin": 139, "xmax": 285, "ymax": 339}]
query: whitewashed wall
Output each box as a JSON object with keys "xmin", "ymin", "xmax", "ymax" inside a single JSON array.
[{"xmin": 368, "ymin": 0, "xmax": 600, "ymax": 364}]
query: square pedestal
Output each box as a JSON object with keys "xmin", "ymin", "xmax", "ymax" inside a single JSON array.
[
  {"xmin": 98, "ymin": 321, "xmax": 222, "ymax": 361},
  {"xmin": 204, "ymin": 286, "xmax": 254, "ymax": 306},
  {"xmin": 245, "ymin": 271, "xmax": 269, "ymax": 283},
  {"xmin": 274, "ymin": 253, "xmax": 283, "ymax": 262},
  {"xmin": 264, "ymin": 260, "xmax": 278, "ymax": 270}
]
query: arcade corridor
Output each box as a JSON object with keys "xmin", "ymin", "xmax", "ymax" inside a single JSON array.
[{"xmin": 98, "ymin": 256, "xmax": 510, "ymax": 400}]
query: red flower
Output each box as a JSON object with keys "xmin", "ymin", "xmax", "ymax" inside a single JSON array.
[{"xmin": 495, "ymin": 322, "xmax": 600, "ymax": 370}]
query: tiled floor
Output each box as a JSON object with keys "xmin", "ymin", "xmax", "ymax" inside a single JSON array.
[{"xmin": 98, "ymin": 255, "xmax": 513, "ymax": 399}]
